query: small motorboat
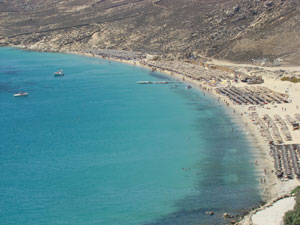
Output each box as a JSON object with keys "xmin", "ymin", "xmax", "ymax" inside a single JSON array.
[
  {"xmin": 13, "ymin": 91, "xmax": 28, "ymax": 97},
  {"xmin": 186, "ymin": 85, "xmax": 192, "ymax": 89},
  {"xmin": 54, "ymin": 70, "xmax": 64, "ymax": 76}
]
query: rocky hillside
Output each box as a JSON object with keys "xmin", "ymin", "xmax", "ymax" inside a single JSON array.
[{"xmin": 0, "ymin": 0, "xmax": 300, "ymax": 65}]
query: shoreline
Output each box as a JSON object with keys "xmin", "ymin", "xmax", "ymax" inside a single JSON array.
[
  {"xmin": 79, "ymin": 49, "xmax": 300, "ymax": 224},
  {"xmin": 77, "ymin": 49, "xmax": 299, "ymax": 204},
  {"xmin": 5, "ymin": 45, "xmax": 300, "ymax": 224}
]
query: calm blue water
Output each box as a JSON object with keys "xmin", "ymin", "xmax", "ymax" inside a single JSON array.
[{"xmin": 0, "ymin": 47, "xmax": 261, "ymax": 225}]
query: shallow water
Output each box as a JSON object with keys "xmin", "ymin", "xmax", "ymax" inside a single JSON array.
[{"xmin": 0, "ymin": 47, "xmax": 261, "ymax": 225}]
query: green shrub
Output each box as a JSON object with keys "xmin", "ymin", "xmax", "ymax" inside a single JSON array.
[
  {"xmin": 284, "ymin": 187, "xmax": 300, "ymax": 225},
  {"xmin": 281, "ymin": 77, "xmax": 300, "ymax": 83}
]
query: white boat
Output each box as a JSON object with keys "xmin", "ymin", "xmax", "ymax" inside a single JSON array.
[
  {"xmin": 13, "ymin": 91, "xmax": 28, "ymax": 97},
  {"xmin": 54, "ymin": 70, "xmax": 64, "ymax": 76}
]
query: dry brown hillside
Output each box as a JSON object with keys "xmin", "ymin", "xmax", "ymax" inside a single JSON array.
[{"xmin": 0, "ymin": 0, "xmax": 300, "ymax": 65}]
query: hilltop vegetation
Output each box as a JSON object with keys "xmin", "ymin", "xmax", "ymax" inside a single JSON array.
[{"xmin": 0, "ymin": 0, "xmax": 300, "ymax": 65}]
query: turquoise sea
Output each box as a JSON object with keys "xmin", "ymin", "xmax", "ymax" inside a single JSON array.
[{"xmin": 0, "ymin": 47, "xmax": 261, "ymax": 225}]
